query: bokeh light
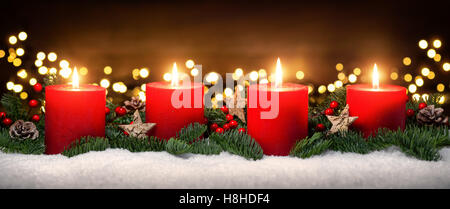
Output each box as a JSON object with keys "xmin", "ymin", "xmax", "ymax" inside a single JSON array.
[
  {"xmin": 17, "ymin": 69, "xmax": 27, "ymax": 79},
  {"xmin": 29, "ymin": 78, "xmax": 37, "ymax": 86},
  {"xmin": 190, "ymin": 68, "xmax": 199, "ymax": 76},
  {"xmin": 433, "ymin": 39, "xmax": 442, "ymax": 48},
  {"xmin": 258, "ymin": 69, "xmax": 267, "ymax": 78},
  {"xmin": 0, "ymin": 50, "xmax": 5, "ymax": 58},
  {"xmin": 404, "ymin": 73, "xmax": 412, "ymax": 82},
  {"xmin": 19, "ymin": 92, "xmax": 28, "ymax": 100},
  {"xmin": 18, "ymin": 32, "xmax": 27, "ymax": 41},
  {"xmin": 327, "ymin": 84, "xmax": 336, "ymax": 92},
  {"xmin": 38, "ymin": 66, "xmax": 48, "ymax": 75},
  {"xmin": 418, "ymin": 39, "xmax": 428, "ymax": 49},
  {"xmin": 34, "ymin": 60, "xmax": 43, "ymax": 67},
  {"xmin": 60, "ymin": 60, "xmax": 69, "ymax": 68},
  {"xmin": 437, "ymin": 83, "xmax": 445, "ymax": 92},
  {"xmin": 185, "ymin": 60, "xmax": 195, "ymax": 69},
  {"xmin": 335, "ymin": 63, "xmax": 343, "ymax": 71},
  {"xmin": 337, "ymin": 72, "xmax": 346, "ymax": 80},
  {"xmin": 163, "ymin": 73, "xmax": 172, "ymax": 81},
  {"xmin": 427, "ymin": 49, "xmax": 436, "ymax": 58},
  {"xmin": 296, "ymin": 71, "xmax": 304, "ymax": 80},
  {"xmin": 9, "ymin": 36, "xmax": 17, "ymax": 45},
  {"xmin": 334, "ymin": 80, "xmax": 343, "ymax": 88},
  {"xmin": 13, "ymin": 84, "xmax": 23, "ymax": 93},
  {"xmin": 353, "ymin": 68, "xmax": 361, "ymax": 75},
  {"xmin": 421, "ymin": 67, "xmax": 430, "ymax": 76},
  {"xmin": 139, "ymin": 68, "xmax": 149, "ymax": 78},
  {"xmin": 48, "ymin": 52, "xmax": 57, "ymax": 62},
  {"xmin": 100, "ymin": 79, "xmax": 110, "ymax": 88},
  {"xmin": 415, "ymin": 76, "xmax": 424, "ymax": 87},
  {"xmin": 348, "ymin": 74, "xmax": 357, "ymax": 83},
  {"xmin": 444, "ymin": 63, "xmax": 450, "ymax": 71},
  {"xmin": 37, "ymin": 52, "xmax": 46, "ymax": 60},
  {"xmin": 80, "ymin": 67, "xmax": 88, "ymax": 75},
  {"xmin": 402, "ymin": 57, "xmax": 411, "ymax": 66},
  {"xmin": 390, "ymin": 72, "xmax": 398, "ymax": 80},
  {"xmin": 412, "ymin": 93, "xmax": 420, "ymax": 101},
  {"xmin": 318, "ymin": 85, "xmax": 326, "ymax": 94},
  {"xmin": 16, "ymin": 48, "xmax": 25, "ymax": 56},
  {"xmin": 103, "ymin": 66, "xmax": 112, "ymax": 75},
  {"xmin": 224, "ymin": 88, "xmax": 234, "ymax": 97},
  {"xmin": 408, "ymin": 84, "xmax": 417, "ymax": 93},
  {"xmin": 427, "ymin": 71, "xmax": 435, "ymax": 79},
  {"xmin": 13, "ymin": 58, "xmax": 22, "ymax": 66},
  {"xmin": 6, "ymin": 82, "xmax": 14, "ymax": 90},
  {"xmin": 434, "ymin": 54, "xmax": 441, "ymax": 62},
  {"xmin": 249, "ymin": 71, "xmax": 258, "ymax": 81}
]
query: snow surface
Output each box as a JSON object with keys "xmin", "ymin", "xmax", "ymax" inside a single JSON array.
[{"xmin": 1, "ymin": 147, "xmax": 450, "ymax": 189}]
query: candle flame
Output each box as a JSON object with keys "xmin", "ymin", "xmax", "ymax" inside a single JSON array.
[
  {"xmin": 372, "ymin": 63, "xmax": 379, "ymax": 89},
  {"xmin": 275, "ymin": 58, "xmax": 282, "ymax": 88},
  {"xmin": 72, "ymin": 67, "xmax": 79, "ymax": 89},
  {"xmin": 171, "ymin": 62, "xmax": 179, "ymax": 86}
]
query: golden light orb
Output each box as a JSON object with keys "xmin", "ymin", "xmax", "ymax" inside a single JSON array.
[
  {"xmin": 318, "ymin": 85, "xmax": 326, "ymax": 94},
  {"xmin": 215, "ymin": 93, "xmax": 224, "ymax": 101},
  {"xmin": 0, "ymin": 50, "xmax": 5, "ymax": 58},
  {"xmin": 139, "ymin": 91, "xmax": 146, "ymax": 102},
  {"xmin": 163, "ymin": 73, "xmax": 172, "ymax": 81},
  {"xmin": 185, "ymin": 60, "xmax": 195, "ymax": 69},
  {"xmin": 19, "ymin": 92, "xmax": 28, "ymax": 100},
  {"xmin": 404, "ymin": 73, "xmax": 412, "ymax": 82},
  {"xmin": 6, "ymin": 81, "xmax": 14, "ymax": 90},
  {"xmin": 437, "ymin": 83, "xmax": 445, "ymax": 92},
  {"xmin": 59, "ymin": 60, "xmax": 69, "ymax": 68},
  {"xmin": 103, "ymin": 66, "xmax": 112, "ymax": 75},
  {"xmin": 296, "ymin": 71, "xmax": 305, "ymax": 80},
  {"xmin": 141, "ymin": 84, "xmax": 146, "ymax": 91},
  {"xmin": 427, "ymin": 49, "xmax": 436, "ymax": 58},
  {"xmin": 48, "ymin": 52, "xmax": 57, "ymax": 62},
  {"xmin": 438, "ymin": 96, "xmax": 445, "ymax": 104},
  {"xmin": 16, "ymin": 48, "xmax": 25, "ymax": 56},
  {"xmin": 18, "ymin": 32, "xmax": 27, "ymax": 41},
  {"xmin": 112, "ymin": 82, "xmax": 121, "ymax": 92},
  {"xmin": 48, "ymin": 67, "xmax": 57, "ymax": 74},
  {"xmin": 418, "ymin": 39, "xmax": 428, "ymax": 49},
  {"xmin": 408, "ymin": 84, "xmax": 417, "ymax": 93},
  {"xmin": 415, "ymin": 77, "xmax": 424, "ymax": 87},
  {"xmin": 34, "ymin": 59, "xmax": 43, "ymax": 67},
  {"xmin": 9, "ymin": 36, "xmax": 17, "ymax": 45},
  {"xmin": 353, "ymin": 68, "xmax": 361, "ymax": 75},
  {"xmin": 334, "ymin": 80, "xmax": 343, "ymax": 88},
  {"xmin": 308, "ymin": 85, "xmax": 314, "ymax": 94},
  {"xmin": 337, "ymin": 72, "xmax": 346, "ymax": 80},
  {"xmin": 402, "ymin": 57, "xmax": 412, "ymax": 66},
  {"xmin": 13, "ymin": 58, "xmax": 22, "ymax": 67},
  {"xmin": 249, "ymin": 71, "xmax": 259, "ymax": 81},
  {"xmin": 412, "ymin": 93, "xmax": 420, "ymax": 101},
  {"xmin": 427, "ymin": 71, "xmax": 435, "ymax": 79},
  {"xmin": 258, "ymin": 69, "xmax": 267, "ymax": 78},
  {"xmin": 59, "ymin": 68, "xmax": 72, "ymax": 78},
  {"xmin": 348, "ymin": 74, "xmax": 357, "ymax": 83},
  {"xmin": 434, "ymin": 54, "xmax": 441, "ymax": 62},
  {"xmin": 38, "ymin": 66, "xmax": 48, "ymax": 75},
  {"xmin": 190, "ymin": 68, "xmax": 199, "ymax": 76},
  {"xmin": 335, "ymin": 63, "xmax": 344, "ymax": 71},
  {"xmin": 13, "ymin": 84, "xmax": 23, "ymax": 93},
  {"xmin": 224, "ymin": 88, "xmax": 234, "ymax": 97},
  {"xmin": 29, "ymin": 78, "xmax": 37, "ymax": 86},
  {"xmin": 139, "ymin": 68, "xmax": 149, "ymax": 78},
  {"xmin": 80, "ymin": 67, "xmax": 88, "ymax": 75},
  {"xmin": 37, "ymin": 52, "xmax": 46, "ymax": 60},
  {"xmin": 421, "ymin": 67, "xmax": 430, "ymax": 76},
  {"xmin": 100, "ymin": 79, "xmax": 110, "ymax": 88},
  {"xmin": 327, "ymin": 84, "xmax": 336, "ymax": 92},
  {"xmin": 433, "ymin": 39, "xmax": 442, "ymax": 48},
  {"xmin": 443, "ymin": 63, "xmax": 450, "ymax": 71},
  {"xmin": 17, "ymin": 69, "xmax": 27, "ymax": 79},
  {"xmin": 235, "ymin": 68, "xmax": 243, "ymax": 78},
  {"xmin": 390, "ymin": 72, "xmax": 398, "ymax": 80}
]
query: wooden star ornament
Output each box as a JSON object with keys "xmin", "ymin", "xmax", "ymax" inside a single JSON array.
[
  {"xmin": 224, "ymin": 86, "xmax": 247, "ymax": 123},
  {"xmin": 326, "ymin": 104, "xmax": 358, "ymax": 135},
  {"xmin": 119, "ymin": 110, "xmax": 156, "ymax": 138}
]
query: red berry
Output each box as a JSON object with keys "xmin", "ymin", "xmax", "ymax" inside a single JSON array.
[
  {"xmin": 223, "ymin": 123, "xmax": 230, "ymax": 130},
  {"xmin": 220, "ymin": 106, "xmax": 229, "ymax": 114},
  {"xmin": 0, "ymin": 112, "xmax": 5, "ymax": 119},
  {"xmin": 210, "ymin": 123, "xmax": 219, "ymax": 131},
  {"xmin": 123, "ymin": 121, "xmax": 134, "ymax": 136},
  {"xmin": 3, "ymin": 118, "xmax": 12, "ymax": 126},
  {"xmin": 419, "ymin": 102, "xmax": 427, "ymax": 110},
  {"xmin": 226, "ymin": 114, "xmax": 233, "ymax": 121},
  {"xmin": 33, "ymin": 83, "xmax": 43, "ymax": 93},
  {"xmin": 324, "ymin": 108, "xmax": 334, "ymax": 115},
  {"xmin": 406, "ymin": 109, "xmax": 415, "ymax": 117},
  {"xmin": 115, "ymin": 106, "xmax": 127, "ymax": 116},
  {"xmin": 215, "ymin": 127, "xmax": 224, "ymax": 134},
  {"xmin": 28, "ymin": 99, "xmax": 39, "ymax": 108},
  {"xmin": 238, "ymin": 128, "xmax": 246, "ymax": 133},
  {"xmin": 330, "ymin": 101, "xmax": 339, "ymax": 109},
  {"xmin": 105, "ymin": 107, "xmax": 111, "ymax": 115},
  {"xmin": 315, "ymin": 123, "xmax": 326, "ymax": 132},
  {"xmin": 229, "ymin": 120, "xmax": 238, "ymax": 128},
  {"xmin": 32, "ymin": 114, "xmax": 40, "ymax": 122}
]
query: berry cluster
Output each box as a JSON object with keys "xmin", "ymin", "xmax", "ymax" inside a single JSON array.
[
  {"xmin": 210, "ymin": 106, "xmax": 246, "ymax": 134},
  {"xmin": 315, "ymin": 100, "xmax": 340, "ymax": 132}
]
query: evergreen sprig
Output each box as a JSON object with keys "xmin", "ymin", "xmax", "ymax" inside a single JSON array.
[
  {"xmin": 209, "ymin": 129, "xmax": 263, "ymax": 160},
  {"xmin": 62, "ymin": 137, "xmax": 109, "ymax": 157},
  {"xmin": 0, "ymin": 128, "xmax": 45, "ymax": 154},
  {"xmin": 166, "ymin": 138, "xmax": 191, "ymax": 155},
  {"xmin": 177, "ymin": 122, "xmax": 207, "ymax": 143},
  {"xmin": 205, "ymin": 108, "xmax": 227, "ymax": 126},
  {"xmin": 1, "ymin": 93, "xmax": 28, "ymax": 121},
  {"xmin": 289, "ymin": 132, "xmax": 332, "ymax": 158}
]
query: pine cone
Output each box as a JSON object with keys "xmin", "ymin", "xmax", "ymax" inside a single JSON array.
[
  {"xmin": 9, "ymin": 120, "xmax": 39, "ymax": 140},
  {"xmin": 416, "ymin": 105, "xmax": 448, "ymax": 125},
  {"xmin": 124, "ymin": 96, "xmax": 145, "ymax": 112}
]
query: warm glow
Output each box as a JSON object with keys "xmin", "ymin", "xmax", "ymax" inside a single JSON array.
[
  {"xmin": 140, "ymin": 68, "xmax": 149, "ymax": 78},
  {"xmin": 16, "ymin": 48, "xmax": 25, "ymax": 56},
  {"xmin": 427, "ymin": 71, "xmax": 435, "ymax": 79},
  {"xmin": 13, "ymin": 58, "xmax": 22, "ymax": 67},
  {"xmin": 353, "ymin": 68, "xmax": 361, "ymax": 75},
  {"xmin": 318, "ymin": 85, "xmax": 326, "ymax": 94},
  {"xmin": 72, "ymin": 67, "xmax": 79, "ymax": 88},
  {"xmin": 104, "ymin": 66, "xmax": 112, "ymax": 75},
  {"xmin": 163, "ymin": 73, "xmax": 172, "ymax": 81},
  {"xmin": 100, "ymin": 79, "xmax": 110, "ymax": 88},
  {"xmin": 433, "ymin": 39, "xmax": 442, "ymax": 48},
  {"xmin": 434, "ymin": 54, "xmax": 441, "ymax": 62},
  {"xmin": 13, "ymin": 84, "xmax": 23, "ymax": 93},
  {"xmin": 427, "ymin": 49, "xmax": 436, "ymax": 58},
  {"xmin": 437, "ymin": 83, "xmax": 445, "ymax": 92},
  {"xmin": 18, "ymin": 32, "xmax": 27, "ymax": 41},
  {"xmin": 20, "ymin": 92, "xmax": 28, "ymax": 100},
  {"xmin": 418, "ymin": 39, "xmax": 428, "ymax": 49},
  {"xmin": 408, "ymin": 84, "xmax": 417, "ymax": 93},
  {"xmin": 34, "ymin": 60, "xmax": 43, "ymax": 67},
  {"xmin": 296, "ymin": 71, "xmax": 304, "ymax": 80},
  {"xmin": 37, "ymin": 52, "xmax": 46, "ymax": 60},
  {"xmin": 327, "ymin": 84, "xmax": 336, "ymax": 92},
  {"xmin": 17, "ymin": 69, "xmax": 27, "ymax": 78},
  {"xmin": 0, "ymin": 50, "xmax": 5, "ymax": 58},
  {"xmin": 38, "ymin": 66, "xmax": 48, "ymax": 75},
  {"xmin": 48, "ymin": 52, "xmax": 57, "ymax": 62},
  {"xmin": 9, "ymin": 36, "xmax": 17, "ymax": 45},
  {"xmin": 415, "ymin": 77, "xmax": 424, "ymax": 87},
  {"xmin": 249, "ymin": 71, "xmax": 258, "ymax": 81},
  {"xmin": 412, "ymin": 94, "xmax": 420, "ymax": 101},
  {"xmin": 224, "ymin": 88, "xmax": 234, "ymax": 97},
  {"xmin": 336, "ymin": 63, "xmax": 343, "ymax": 71},
  {"xmin": 372, "ymin": 64, "xmax": 379, "ymax": 89},
  {"xmin": 49, "ymin": 67, "xmax": 57, "ymax": 74},
  {"xmin": 421, "ymin": 67, "xmax": 430, "ymax": 76},
  {"xmin": 390, "ymin": 72, "xmax": 398, "ymax": 80},
  {"xmin": 185, "ymin": 60, "xmax": 195, "ymax": 69},
  {"xmin": 422, "ymin": 94, "xmax": 429, "ymax": 101},
  {"xmin": 348, "ymin": 74, "xmax": 357, "ymax": 83},
  {"xmin": 404, "ymin": 74, "xmax": 412, "ymax": 82},
  {"xmin": 438, "ymin": 96, "xmax": 445, "ymax": 104},
  {"xmin": 443, "ymin": 63, "xmax": 450, "ymax": 71},
  {"xmin": 275, "ymin": 58, "xmax": 282, "ymax": 88},
  {"xmin": 29, "ymin": 78, "xmax": 37, "ymax": 86},
  {"xmin": 171, "ymin": 62, "xmax": 179, "ymax": 86},
  {"xmin": 337, "ymin": 72, "xmax": 346, "ymax": 80},
  {"xmin": 6, "ymin": 82, "xmax": 14, "ymax": 90},
  {"xmin": 335, "ymin": 80, "xmax": 343, "ymax": 88},
  {"xmin": 235, "ymin": 68, "xmax": 243, "ymax": 78},
  {"xmin": 60, "ymin": 60, "xmax": 69, "ymax": 68}
]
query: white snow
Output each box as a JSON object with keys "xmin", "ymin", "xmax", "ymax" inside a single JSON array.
[{"xmin": 1, "ymin": 147, "xmax": 450, "ymax": 189}]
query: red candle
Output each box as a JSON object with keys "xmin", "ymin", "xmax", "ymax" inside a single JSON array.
[
  {"xmin": 346, "ymin": 64, "xmax": 407, "ymax": 137},
  {"xmin": 45, "ymin": 69, "xmax": 106, "ymax": 154},
  {"xmin": 247, "ymin": 58, "xmax": 308, "ymax": 156},
  {"xmin": 146, "ymin": 63, "xmax": 204, "ymax": 140}
]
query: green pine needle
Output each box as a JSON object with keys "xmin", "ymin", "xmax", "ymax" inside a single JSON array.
[{"xmin": 209, "ymin": 129, "xmax": 263, "ymax": 160}]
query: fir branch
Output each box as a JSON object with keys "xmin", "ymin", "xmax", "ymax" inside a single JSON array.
[
  {"xmin": 209, "ymin": 129, "xmax": 263, "ymax": 160},
  {"xmin": 1, "ymin": 93, "xmax": 28, "ymax": 121},
  {"xmin": 62, "ymin": 137, "xmax": 109, "ymax": 157},
  {"xmin": 190, "ymin": 139, "xmax": 223, "ymax": 155},
  {"xmin": 109, "ymin": 136, "xmax": 166, "ymax": 152},
  {"xmin": 177, "ymin": 123, "xmax": 207, "ymax": 143},
  {"xmin": 166, "ymin": 138, "xmax": 191, "ymax": 155},
  {"xmin": 290, "ymin": 132, "xmax": 332, "ymax": 158},
  {"xmin": 205, "ymin": 108, "xmax": 227, "ymax": 126}
]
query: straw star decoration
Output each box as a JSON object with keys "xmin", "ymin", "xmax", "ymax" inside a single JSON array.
[
  {"xmin": 119, "ymin": 110, "xmax": 156, "ymax": 138},
  {"xmin": 326, "ymin": 104, "xmax": 358, "ymax": 135},
  {"xmin": 225, "ymin": 86, "xmax": 247, "ymax": 123}
]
